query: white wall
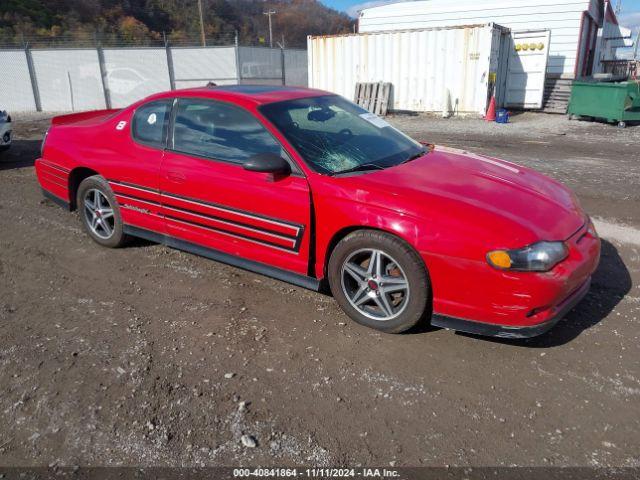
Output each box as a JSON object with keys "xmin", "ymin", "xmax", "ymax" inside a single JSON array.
[
  {"xmin": 284, "ymin": 49, "xmax": 309, "ymax": 86},
  {"xmin": 102, "ymin": 48, "xmax": 171, "ymax": 108},
  {"xmin": 172, "ymin": 46, "xmax": 237, "ymax": 88},
  {"xmin": 0, "ymin": 50, "xmax": 37, "ymax": 111},
  {"xmin": 358, "ymin": 0, "xmax": 597, "ymax": 77},
  {"xmin": 32, "ymin": 49, "xmax": 105, "ymax": 111},
  {"xmin": 0, "ymin": 46, "xmax": 305, "ymax": 112}
]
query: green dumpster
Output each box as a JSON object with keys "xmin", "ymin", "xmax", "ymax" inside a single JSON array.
[{"xmin": 567, "ymin": 80, "xmax": 640, "ymax": 128}]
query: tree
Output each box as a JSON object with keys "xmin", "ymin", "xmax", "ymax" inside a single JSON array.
[{"xmin": 0, "ymin": 0, "xmax": 354, "ymax": 47}]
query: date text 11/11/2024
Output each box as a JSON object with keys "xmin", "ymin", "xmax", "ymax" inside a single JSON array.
[{"xmin": 232, "ymin": 468, "xmax": 401, "ymax": 478}]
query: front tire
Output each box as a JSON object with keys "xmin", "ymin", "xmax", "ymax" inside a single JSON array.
[
  {"xmin": 77, "ymin": 175, "xmax": 128, "ymax": 248},
  {"xmin": 328, "ymin": 230, "xmax": 430, "ymax": 333}
]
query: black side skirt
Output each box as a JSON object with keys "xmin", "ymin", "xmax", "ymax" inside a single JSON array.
[
  {"xmin": 42, "ymin": 189, "xmax": 71, "ymax": 210},
  {"xmin": 123, "ymin": 225, "xmax": 321, "ymax": 292}
]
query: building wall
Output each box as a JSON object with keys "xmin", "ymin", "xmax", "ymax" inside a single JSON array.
[
  {"xmin": 593, "ymin": 2, "xmax": 632, "ymax": 72},
  {"xmin": 358, "ymin": 0, "xmax": 599, "ymax": 78}
]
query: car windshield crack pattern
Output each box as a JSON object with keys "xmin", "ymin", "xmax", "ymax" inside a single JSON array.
[{"xmin": 261, "ymin": 95, "xmax": 425, "ymax": 175}]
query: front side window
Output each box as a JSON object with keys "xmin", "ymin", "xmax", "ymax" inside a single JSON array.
[
  {"xmin": 172, "ymin": 98, "xmax": 283, "ymax": 164},
  {"xmin": 260, "ymin": 95, "xmax": 426, "ymax": 175},
  {"xmin": 131, "ymin": 100, "xmax": 171, "ymax": 148}
]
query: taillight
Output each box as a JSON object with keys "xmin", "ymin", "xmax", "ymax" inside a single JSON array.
[{"xmin": 41, "ymin": 128, "xmax": 50, "ymax": 157}]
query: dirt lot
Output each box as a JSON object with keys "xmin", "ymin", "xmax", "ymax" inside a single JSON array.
[{"xmin": 0, "ymin": 112, "xmax": 639, "ymax": 468}]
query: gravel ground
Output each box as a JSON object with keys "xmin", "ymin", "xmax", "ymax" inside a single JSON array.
[{"xmin": 0, "ymin": 111, "xmax": 638, "ymax": 468}]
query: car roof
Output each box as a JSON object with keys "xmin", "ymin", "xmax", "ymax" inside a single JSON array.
[{"xmin": 147, "ymin": 84, "xmax": 332, "ymax": 106}]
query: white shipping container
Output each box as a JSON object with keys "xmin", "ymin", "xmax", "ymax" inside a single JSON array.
[{"xmin": 308, "ymin": 24, "xmax": 507, "ymax": 115}]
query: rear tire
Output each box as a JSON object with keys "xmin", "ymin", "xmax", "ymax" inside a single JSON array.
[
  {"xmin": 328, "ymin": 230, "xmax": 430, "ymax": 333},
  {"xmin": 77, "ymin": 175, "xmax": 128, "ymax": 248}
]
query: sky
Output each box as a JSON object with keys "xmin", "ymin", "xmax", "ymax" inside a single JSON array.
[{"xmin": 321, "ymin": 0, "xmax": 640, "ymax": 38}]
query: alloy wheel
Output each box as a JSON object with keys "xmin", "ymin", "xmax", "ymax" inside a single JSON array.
[
  {"xmin": 83, "ymin": 188, "xmax": 115, "ymax": 240},
  {"xmin": 340, "ymin": 248, "xmax": 410, "ymax": 321}
]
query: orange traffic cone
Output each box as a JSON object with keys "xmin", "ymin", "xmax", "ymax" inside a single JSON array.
[{"xmin": 485, "ymin": 96, "xmax": 497, "ymax": 122}]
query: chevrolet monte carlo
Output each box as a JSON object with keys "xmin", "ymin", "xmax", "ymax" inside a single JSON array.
[{"xmin": 35, "ymin": 85, "xmax": 600, "ymax": 337}]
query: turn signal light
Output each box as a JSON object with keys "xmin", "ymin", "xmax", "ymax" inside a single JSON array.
[{"xmin": 487, "ymin": 250, "xmax": 512, "ymax": 269}]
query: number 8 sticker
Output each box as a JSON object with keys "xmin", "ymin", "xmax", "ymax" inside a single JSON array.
[{"xmin": 116, "ymin": 121, "xmax": 127, "ymax": 131}]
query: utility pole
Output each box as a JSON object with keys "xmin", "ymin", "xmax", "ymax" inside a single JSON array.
[
  {"xmin": 263, "ymin": 10, "xmax": 276, "ymax": 48},
  {"xmin": 198, "ymin": 0, "xmax": 206, "ymax": 47}
]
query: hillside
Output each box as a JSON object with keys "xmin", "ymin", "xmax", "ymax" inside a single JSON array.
[{"xmin": 0, "ymin": 0, "xmax": 354, "ymax": 47}]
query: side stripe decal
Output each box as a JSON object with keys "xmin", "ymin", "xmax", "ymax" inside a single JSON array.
[
  {"xmin": 41, "ymin": 172, "xmax": 67, "ymax": 189},
  {"xmin": 109, "ymin": 180, "xmax": 304, "ymax": 254},
  {"xmin": 165, "ymin": 215, "xmax": 299, "ymax": 254},
  {"xmin": 39, "ymin": 160, "xmax": 70, "ymax": 174}
]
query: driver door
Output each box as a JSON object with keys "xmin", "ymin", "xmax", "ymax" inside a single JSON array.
[{"xmin": 160, "ymin": 97, "xmax": 312, "ymax": 275}]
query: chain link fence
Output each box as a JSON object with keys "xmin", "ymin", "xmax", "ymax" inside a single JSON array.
[{"xmin": 0, "ymin": 41, "xmax": 308, "ymax": 112}]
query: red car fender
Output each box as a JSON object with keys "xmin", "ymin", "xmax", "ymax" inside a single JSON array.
[{"xmin": 310, "ymin": 186, "xmax": 424, "ymax": 280}]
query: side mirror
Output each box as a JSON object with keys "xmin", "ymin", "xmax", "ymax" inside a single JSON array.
[{"xmin": 243, "ymin": 153, "xmax": 291, "ymax": 175}]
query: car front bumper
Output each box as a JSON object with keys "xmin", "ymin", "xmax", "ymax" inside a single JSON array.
[
  {"xmin": 431, "ymin": 277, "xmax": 591, "ymax": 338},
  {"xmin": 425, "ymin": 220, "xmax": 600, "ymax": 338}
]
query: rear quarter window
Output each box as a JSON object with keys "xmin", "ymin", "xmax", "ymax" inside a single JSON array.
[{"xmin": 131, "ymin": 100, "xmax": 172, "ymax": 148}]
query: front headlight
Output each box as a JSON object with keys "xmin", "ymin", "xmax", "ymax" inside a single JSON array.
[{"xmin": 487, "ymin": 241, "xmax": 568, "ymax": 272}]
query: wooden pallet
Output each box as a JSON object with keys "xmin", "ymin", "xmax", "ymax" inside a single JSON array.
[{"xmin": 354, "ymin": 82, "xmax": 391, "ymax": 116}]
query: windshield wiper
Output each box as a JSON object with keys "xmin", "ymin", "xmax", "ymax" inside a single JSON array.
[
  {"xmin": 333, "ymin": 163, "xmax": 386, "ymax": 176},
  {"xmin": 400, "ymin": 149, "xmax": 428, "ymax": 165}
]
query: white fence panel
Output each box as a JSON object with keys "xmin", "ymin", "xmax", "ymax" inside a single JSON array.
[
  {"xmin": 32, "ymin": 49, "xmax": 105, "ymax": 111},
  {"xmin": 103, "ymin": 48, "xmax": 170, "ymax": 107},
  {"xmin": 284, "ymin": 49, "xmax": 308, "ymax": 86},
  {"xmin": 238, "ymin": 47, "xmax": 282, "ymax": 85},
  {"xmin": 0, "ymin": 50, "xmax": 36, "ymax": 111},
  {"xmin": 1, "ymin": 45, "xmax": 307, "ymax": 112},
  {"xmin": 172, "ymin": 47, "xmax": 237, "ymax": 89}
]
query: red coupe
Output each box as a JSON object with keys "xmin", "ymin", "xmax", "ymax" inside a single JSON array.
[{"xmin": 36, "ymin": 86, "xmax": 600, "ymax": 337}]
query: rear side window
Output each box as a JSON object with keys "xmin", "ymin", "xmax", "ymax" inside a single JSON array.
[
  {"xmin": 132, "ymin": 100, "xmax": 171, "ymax": 148},
  {"xmin": 171, "ymin": 98, "xmax": 283, "ymax": 164}
]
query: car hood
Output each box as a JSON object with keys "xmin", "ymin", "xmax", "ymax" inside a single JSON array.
[{"xmin": 340, "ymin": 146, "xmax": 585, "ymax": 244}]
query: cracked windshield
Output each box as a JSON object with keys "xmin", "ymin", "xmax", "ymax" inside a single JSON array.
[{"xmin": 260, "ymin": 95, "xmax": 427, "ymax": 175}]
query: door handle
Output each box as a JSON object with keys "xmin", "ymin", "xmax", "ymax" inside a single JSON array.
[{"xmin": 166, "ymin": 171, "xmax": 186, "ymax": 183}]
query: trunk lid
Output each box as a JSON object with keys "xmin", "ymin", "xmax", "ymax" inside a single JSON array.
[{"xmin": 51, "ymin": 109, "xmax": 121, "ymax": 127}]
